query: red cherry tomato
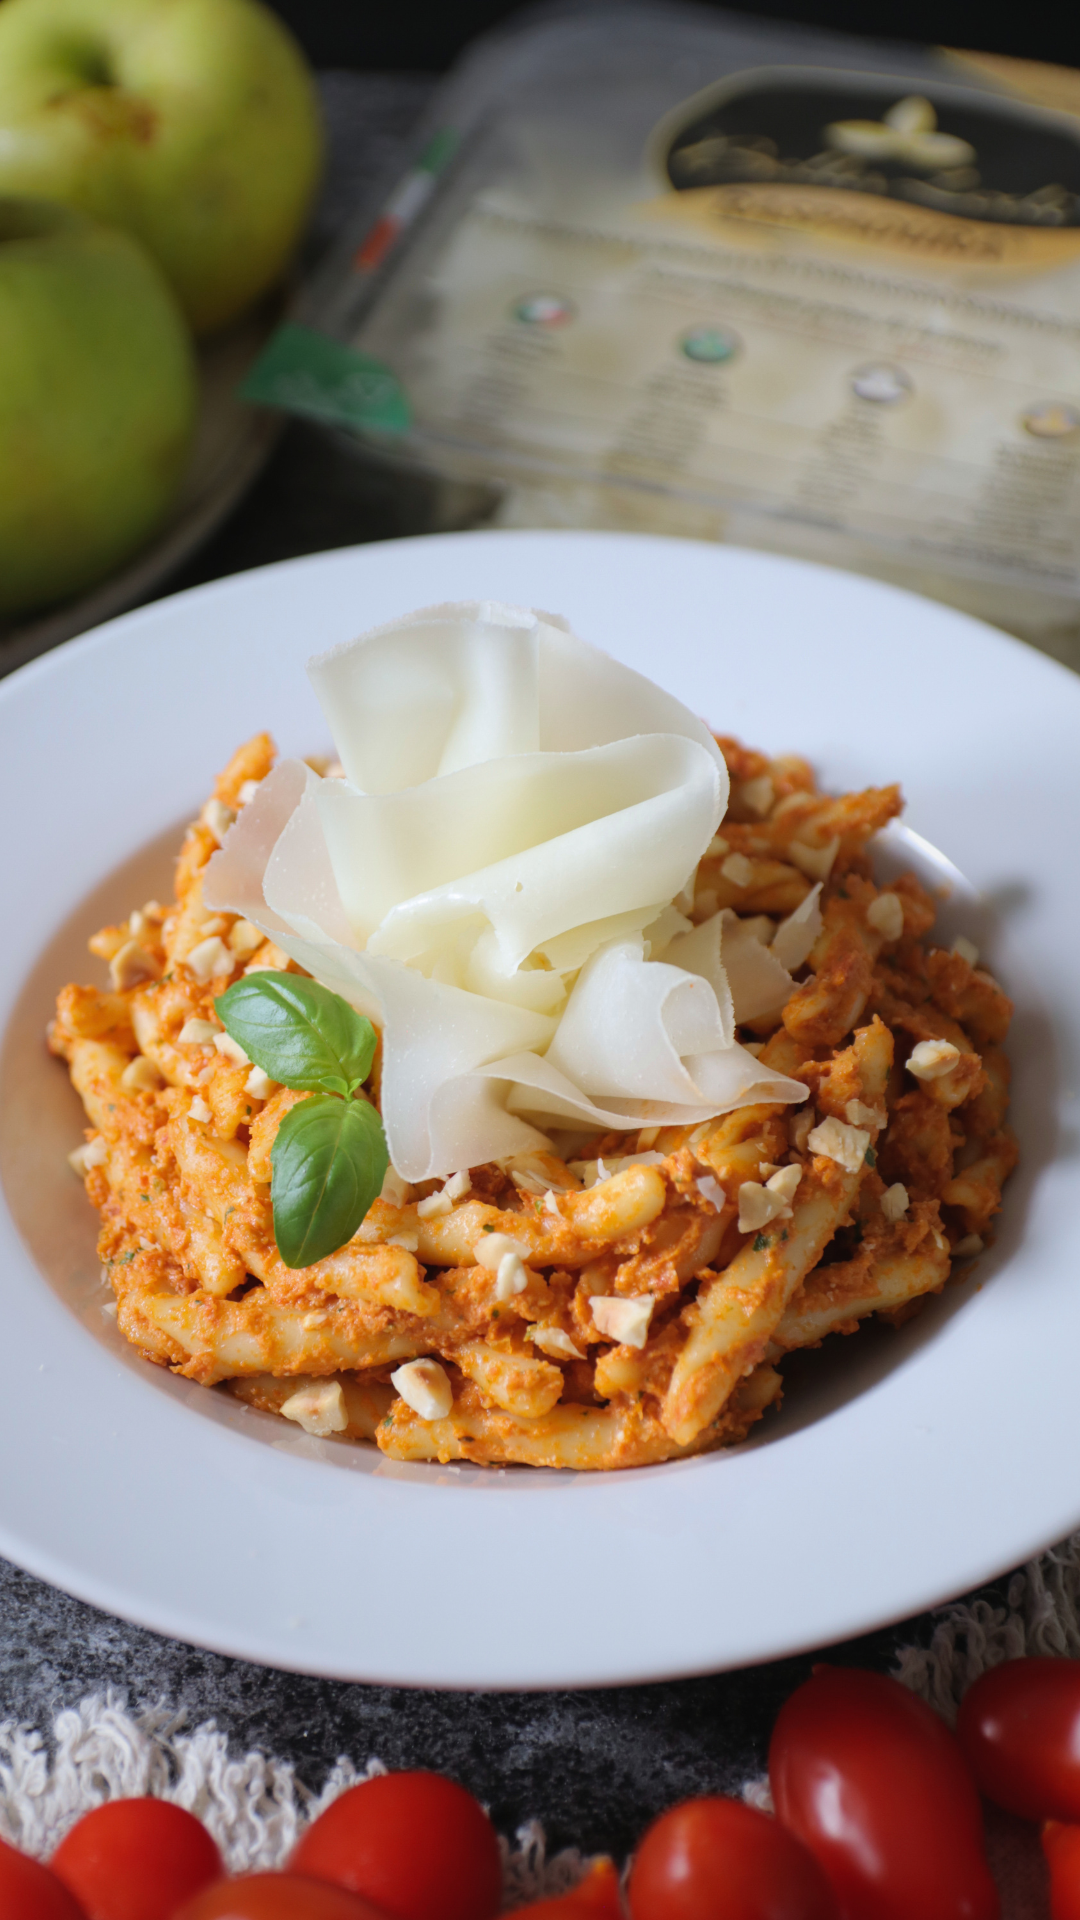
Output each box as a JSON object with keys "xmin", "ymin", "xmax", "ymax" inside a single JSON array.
[
  {"xmin": 175, "ymin": 1874, "xmax": 391, "ymax": 1920},
  {"xmin": 291, "ymin": 1770, "xmax": 502, "ymax": 1920},
  {"xmin": 958, "ymin": 1658, "xmax": 1080, "ymax": 1823},
  {"xmin": 50, "ymin": 1798, "xmax": 223, "ymax": 1920},
  {"xmin": 0, "ymin": 1833, "xmax": 86, "ymax": 1920},
  {"xmin": 511, "ymin": 1859, "xmax": 623, "ymax": 1920},
  {"xmin": 1044, "ymin": 1822, "xmax": 1080, "ymax": 1920},
  {"xmin": 628, "ymin": 1795, "xmax": 837, "ymax": 1920},
  {"xmin": 769, "ymin": 1667, "xmax": 999, "ymax": 1920}
]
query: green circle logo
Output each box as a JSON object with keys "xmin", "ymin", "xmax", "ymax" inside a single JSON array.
[{"xmin": 681, "ymin": 327, "xmax": 740, "ymax": 363}]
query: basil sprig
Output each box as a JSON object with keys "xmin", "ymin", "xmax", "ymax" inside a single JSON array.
[{"xmin": 217, "ymin": 972, "xmax": 388, "ymax": 1269}]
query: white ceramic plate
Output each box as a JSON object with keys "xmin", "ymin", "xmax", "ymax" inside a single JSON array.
[{"xmin": 0, "ymin": 530, "xmax": 1074, "ymax": 1689}]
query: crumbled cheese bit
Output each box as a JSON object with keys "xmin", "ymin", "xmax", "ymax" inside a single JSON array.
[
  {"xmin": 475, "ymin": 1232, "xmax": 531, "ymax": 1272},
  {"xmin": 807, "ymin": 1115, "xmax": 870, "ymax": 1174},
  {"xmin": 237, "ymin": 780, "xmax": 261, "ymax": 805},
  {"xmin": 881, "ymin": 1183, "xmax": 909, "ymax": 1223},
  {"xmin": 740, "ymin": 775, "xmax": 775, "ymax": 817},
  {"xmin": 845, "ymin": 1099, "xmax": 886, "ymax": 1129},
  {"xmin": 953, "ymin": 1233, "xmax": 985, "ymax": 1260},
  {"xmin": 495, "ymin": 1251, "xmax": 529, "ymax": 1300},
  {"xmin": 386, "ymin": 1232, "xmax": 420, "ymax": 1252},
  {"xmin": 244, "ymin": 1066, "xmax": 274, "ymax": 1100},
  {"xmin": 907, "ymin": 1039, "xmax": 961, "ymax": 1081},
  {"xmin": 109, "ymin": 940, "xmax": 161, "ymax": 992},
  {"xmin": 189, "ymin": 1096, "xmax": 213, "ymax": 1124},
  {"xmin": 214, "ymin": 1032, "xmax": 250, "ymax": 1066},
  {"xmin": 952, "ymin": 935, "xmax": 980, "ymax": 967},
  {"xmin": 789, "ymin": 837, "xmax": 840, "ymax": 882},
  {"xmin": 589, "ymin": 1294, "xmax": 655, "ymax": 1348},
  {"xmin": 280, "ymin": 1379, "xmax": 348, "ymax": 1437},
  {"xmin": 529, "ymin": 1326, "xmax": 585, "ymax": 1361},
  {"xmin": 381, "ymin": 1167, "xmax": 411, "ymax": 1207},
  {"xmin": 637, "ymin": 1126, "xmax": 661, "ymax": 1149},
  {"xmin": 866, "ymin": 892, "xmax": 904, "ymax": 942},
  {"xmin": 185, "ymin": 935, "xmax": 234, "ymax": 985},
  {"xmin": 741, "ymin": 1040, "xmax": 764, "ymax": 1057},
  {"xmin": 721, "ymin": 852, "xmax": 755, "ymax": 889},
  {"xmin": 543, "ymin": 1190, "xmax": 563, "ymax": 1218},
  {"xmin": 695, "ymin": 1174, "xmax": 726, "ymax": 1210},
  {"xmin": 391, "ymin": 1358, "xmax": 453, "ymax": 1422},
  {"xmin": 789, "ymin": 1106, "xmax": 815, "ymax": 1152},
  {"xmin": 707, "ymin": 834, "xmax": 730, "ymax": 856},
  {"xmin": 178, "ymin": 1017, "xmax": 218, "ymax": 1046},
  {"xmin": 68, "ymin": 1137, "xmax": 107, "ymax": 1177},
  {"xmin": 120, "ymin": 1056, "xmax": 163, "ymax": 1093},
  {"xmin": 228, "ymin": 918, "xmax": 265, "ymax": 957},
  {"xmin": 417, "ymin": 1189, "xmax": 452, "ymax": 1219},
  {"xmin": 200, "ymin": 798, "xmax": 236, "ymax": 845}
]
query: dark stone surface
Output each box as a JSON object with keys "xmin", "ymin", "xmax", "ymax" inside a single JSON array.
[{"xmin": 0, "ymin": 63, "xmax": 1028, "ymax": 1857}]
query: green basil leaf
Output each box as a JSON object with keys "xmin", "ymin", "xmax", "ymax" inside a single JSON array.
[
  {"xmin": 271, "ymin": 1093, "xmax": 389, "ymax": 1269},
  {"xmin": 217, "ymin": 972, "xmax": 377, "ymax": 1097}
]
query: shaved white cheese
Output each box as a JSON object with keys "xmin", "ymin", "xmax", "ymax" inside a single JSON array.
[
  {"xmin": 381, "ymin": 1167, "xmax": 412, "ymax": 1207},
  {"xmin": 529, "ymin": 1326, "xmax": 584, "ymax": 1360},
  {"xmin": 770, "ymin": 884, "xmax": 823, "ymax": 973},
  {"xmin": 203, "ymin": 602, "xmax": 814, "ymax": 1179},
  {"xmin": 280, "ymin": 1380, "xmax": 347, "ymax": 1437},
  {"xmin": 867, "ymin": 892, "xmax": 904, "ymax": 942},
  {"xmin": 881, "ymin": 1183, "xmax": 909, "ymax": 1222},
  {"xmin": 391, "ymin": 1358, "xmax": 453, "ymax": 1421},
  {"xmin": 907, "ymin": 1039, "xmax": 961, "ymax": 1081},
  {"xmin": 589, "ymin": 1294, "xmax": 655, "ymax": 1348},
  {"xmin": 807, "ymin": 1115, "xmax": 870, "ymax": 1172},
  {"xmin": 178, "ymin": 1018, "xmax": 218, "ymax": 1045}
]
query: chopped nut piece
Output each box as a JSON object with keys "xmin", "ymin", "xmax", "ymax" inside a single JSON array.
[
  {"xmin": 637, "ymin": 1125, "xmax": 661, "ymax": 1149},
  {"xmin": 302, "ymin": 1312, "xmax": 329, "ymax": 1330},
  {"xmin": 391, "ymin": 1358, "xmax": 453, "ymax": 1421},
  {"xmin": 68, "ymin": 1138, "xmax": 107, "ymax": 1176},
  {"xmin": 765, "ymin": 1164, "xmax": 802, "ymax": 1206},
  {"xmin": 530, "ymin": 1326, "xmax": 585, "ymax": 1361},
  {"xmin": 128, "ymin": 909, "xmax": 148, "ymax": 938},
  {"xmin": 495, "ymin": 1251, "xmax": 529, "ymax": 1300},
  {"xmin": 720, "ymin": 852, "xmax": 754, "ymax": 889},
  {"xmin": 237, "ymin": 780, "xmax": 261, "ymax": 806},
  {"xmin": 738, "ymin": 1181, "xmax": 783, "ymax": 1232},
  {"xmin": 120, "ymin": 1056, "xmax": 163, "ymax": 1093},
  {"xmin": 907, "ymin": 1038, "xmax": 961, "ymax": 1081},
  {"xmin": 707, "ymin": 834, "xmax": 730, "ymax": 856},
  {"xmin": 590, "ymin": 1294, "xmax": 655, "ymax": 1349},
  {"xmin": 740, "ymin": 775, "xmax": 775, "ymax": 817},
  {"xmin": 214, "ymin": 1032, "xmax": 250, "ymax": 1066},
  {"xmin": 443, "ymin": 1170, "xmax": 471, "ymax": 1202},
  {"xmin": 807, "ymin": 1115, "xmax": 871, "ymax": 1173},
  {"xmin": 866, "ymin": 892, "xmax": 904, "ymax": 941},
  {"xmin": 244, "ymin": 1066, "xmax": 274, "ymax": 1100},
  {"xmin": 109, "ymin": 941, "xmax": 161, "ymax": 992},
  {"xmin": 228, "ymin": 919, "xmax": 265, "ymax": 956},
  {"xmin": 200, "ymin": 798, "xmax": 236, "ymax": 845},
  {"xmin": 386, "ymin": 1232, "xmax": 420, "ymax": 1252},
  {"xmin": 845, "ymin": 1098, "xmax": 886, "ymax": 1129},
  {"xmin": 952, "ymin": 935, "xmax": 980, "ymax": 967},
  {"xmin": 740, "ymin": 915, "xmax": 776, "ymax": 945},
  {"xmin": 178, "ymin": 1017, "xmax": 218, "ymax": 1046},
  {"xmin": 543, "ymin": 1190, "xmax": 563, "ymax": 1219},
  {"xmin": 475, "ymin": 1232, "xmax": 531, "ymax": 1271},
  {"xmin": 953, "ymin": 1233, "xmax": 985, "ymax": 1260},
  {"xmin": 189, "ymin": 1096, "xmax": 213, "ymax": 1124},
  {"xmin": 742, "ymin": 1040, "xmax": 764, "ymax": 1057},
  {"xmin": 789, "ymin": 1106, "xmax": 815, "ymax": 1152},
  {"xmin": 417, "ymin": 1190, "xmax": 452, "ymax": 1219},
  {"xmin": 280, "ymin": 1379, "xmax": 348, "ymax": 1436},
  {"xmin": 789, "ymin": 837, "xmax": 840, "ymax": 882},
  {"xmin": 185, "ymin": 936, "xmax": 234, "ymax": 985},
  {"xmin": 881, "ymin": 1183, "xmax": 909, "ymax": 1223}
]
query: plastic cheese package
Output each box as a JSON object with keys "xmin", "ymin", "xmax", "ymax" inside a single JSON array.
[{"xmin": 255, "ymin": 2, "xmax": 1080, "ymax": 659}]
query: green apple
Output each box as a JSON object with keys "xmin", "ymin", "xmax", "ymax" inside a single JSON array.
[
  {"xmin": 0, "ymin": 0, "xmax": 323, "ymax": 335},
  {"xmin": 0, "ymin": 197, "xmax": 197, "ymax": 618}
]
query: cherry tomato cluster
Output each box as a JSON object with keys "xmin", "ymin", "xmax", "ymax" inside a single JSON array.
[{"xmin": 3, "ymin": 1657, "xmax": 1079, "ymax": 1920}]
